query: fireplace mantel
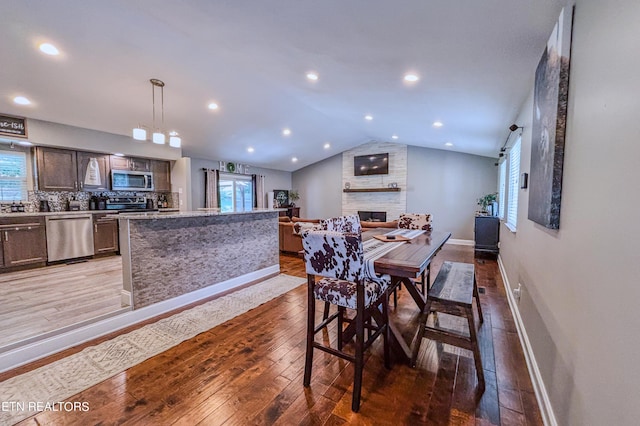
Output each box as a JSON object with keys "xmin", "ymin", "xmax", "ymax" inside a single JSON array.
[{"xmin": 343, "ymin": 188, "xmax": 401, "ymax": 193}]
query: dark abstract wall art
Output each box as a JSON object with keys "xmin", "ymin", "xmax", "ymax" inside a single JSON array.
[{"xmin": 528, "ymin": 6, "xmax": 574, "ymax": 229}]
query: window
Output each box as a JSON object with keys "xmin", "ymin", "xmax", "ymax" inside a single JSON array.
[
  {"xmin": 506, "ymin": 137, "xmax": 521, "ymax": 231},
  {"xmin": 498, "ymin": 160, "xmax": 506, "ymax": 219},
  {"xmin": 218, "ymin": 173, "xmax": 253, "ymax": 213},
  {"xmin": 0, "ymin": 149, "xmax": 28, "ymax": 201}
]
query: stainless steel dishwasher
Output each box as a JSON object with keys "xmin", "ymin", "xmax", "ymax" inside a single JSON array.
[{"xmin": 45, "ymin": 214, "xmax": 95, "ymax": 262}]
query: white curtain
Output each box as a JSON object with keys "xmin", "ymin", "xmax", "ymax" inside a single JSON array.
[
  {"xmin": 205, "ymin": 169, "xmax": 219, "ymax": 208},
  {"xmin": 254, "ymin": 174, "xmax": 266, "ymax": 208}
]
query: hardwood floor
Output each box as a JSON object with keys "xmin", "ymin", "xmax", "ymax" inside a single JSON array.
[
  {"xmin": 0, "ymin": 256, "xmax": 125, "ymax": 349},
  {"xmin": 9, "ymin": 246, "xmax": 542, "ymax": 425}
]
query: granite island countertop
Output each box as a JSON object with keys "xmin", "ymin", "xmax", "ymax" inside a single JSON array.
[
  {"xmin": 0, "ymin": 208, "xmax": 179, "ymax": 218},
  {"xmin": 118, "ymin": 208, "xmax": 284, "ymax": 220}
]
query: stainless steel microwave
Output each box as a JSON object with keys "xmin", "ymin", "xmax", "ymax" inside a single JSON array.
[{"xmin": 111, "ymin": 170, "xmax": 154, "ymax": 191}]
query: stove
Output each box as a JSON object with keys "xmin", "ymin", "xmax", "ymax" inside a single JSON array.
[{"xmin": 106, "ymin": 196, "xmax": 157, "ymax": 212}]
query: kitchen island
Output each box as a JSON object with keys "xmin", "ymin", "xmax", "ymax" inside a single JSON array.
[{"xmin": 118, "ymin": 209, "xmax": 280, "ymax": 309}]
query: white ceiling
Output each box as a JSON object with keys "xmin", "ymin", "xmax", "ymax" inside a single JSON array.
[{"xmin": 0, "ymin": 0, "xmax": 564, "ymax": 171}]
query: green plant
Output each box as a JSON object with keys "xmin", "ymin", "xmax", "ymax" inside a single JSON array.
[
  {"xmin": 477, "ymin": 192, "xmax": 498, "ymax": 212},
  {"xmin": 289, "ymin": 190, "xmax": 300, "ymax": 203}
]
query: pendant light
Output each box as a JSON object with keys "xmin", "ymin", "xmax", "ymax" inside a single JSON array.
[{"xmin": 132, "ymin": 78, "xmax": 181, "ymax": 148}]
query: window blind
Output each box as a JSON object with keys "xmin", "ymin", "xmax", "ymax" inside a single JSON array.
[
  {"xmin": 506, "ymin": 138, "xmax": 521, "ymax": 230},
  {"xmin": 0, "ymin": 150, "xmax": 28, "ymax": 201},
  {"xmin": 498, "ymin": 160, "xmax": 506, "ymax": 219}
]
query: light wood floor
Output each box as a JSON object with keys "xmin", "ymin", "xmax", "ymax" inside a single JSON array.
[
  {"xmin": 6, "ymin": 245, "xmax": 542, "ymax": 425},
  {"xmin": 0, "ymin": 256, "xmax": 125, "ymax": 349}
]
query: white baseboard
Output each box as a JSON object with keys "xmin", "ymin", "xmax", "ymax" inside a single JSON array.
[
  {"xmin": 497, "ymin": 256, "xmax": 557, "ymax": 426},
  {"xmin": 446, "ymin": 238, "xmax": 474, "ymax": 246},
  {"xmin": 0, "ymin": 265, "xmax": 280, "ymax": 373}
]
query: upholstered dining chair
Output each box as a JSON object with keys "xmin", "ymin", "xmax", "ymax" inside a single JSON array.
[
  {"xmin": 301, "ymin": 229, "xmax": 391, "ymax": 412},
  {"xmin": 398, "ymin": 213, "xmax": 433, "ymax": 295}
]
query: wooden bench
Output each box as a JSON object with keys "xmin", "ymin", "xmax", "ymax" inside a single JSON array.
[{"xmin": 410, "ymin": 261, "xmax": 485, "ymax": 391}]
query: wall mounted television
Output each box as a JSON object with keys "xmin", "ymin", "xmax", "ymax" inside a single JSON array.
[{"xmin": 354, "ymin": 153, "xmax": 389, "ymax": 176}]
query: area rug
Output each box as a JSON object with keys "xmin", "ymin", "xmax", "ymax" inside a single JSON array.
[{"xmin": 0, "ymin": 274, "xmax": 303, "ymax": 425}]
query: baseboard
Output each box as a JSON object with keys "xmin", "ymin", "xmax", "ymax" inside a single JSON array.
[
  {"xmin": 497, "ymin": 255, "xmax": 557, "ymax": 426},
  {"xmin": 446, "ymin": 238, "xmax": 474, "ymax": 246},
  {"xmin": 0, "ymin": 264, "xmax": 280, "ymax": 373}
]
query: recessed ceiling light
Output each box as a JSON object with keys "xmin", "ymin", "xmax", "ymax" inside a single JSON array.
[
  {"xmin": 364, "ymin": 115, "xmax": 373, "ymax": 121},
  {"xmin": 306, "ymin": 72, "xmax": 318, "ymax": 81},
  {"xmin": 404, "ymin": 73, "xmax": 419, "ymax": 82},
  {"xmin": 445, "ymin": 142, "xmax": 454, "ymax": 147},
  {"xmin": 247, "ymin": 147, "xmax": 255, "ymax": 153},
  {"xmin": 283, "ymin": 128, "xmax": 291, "ymax": 136},
  {"xmin": 17, "ymin": 141, "xmax": 33, "ymax": 146},
  {"xmin": 208, "ymin": 102, "xmax": 219, "ymax": 110},
  {"xmin": 391, "ymin": 135, "xmax": 399, "ymax": 140},
  {"xmin": 39, "ymin": 43, "xmax": 59, "ymax": 56},
  {"xmin": 13, "ymin": 96, "xmax": 31, "ymax": 105},
  {"xmin": 291, "ymin": 157, "xmax": 298, "ymax": 162},
  {"xmin": 114, "ymin": 152, "xmax": 125, "ymax": 157},
  {"xmin": 323, "ymin": 143, "xmax": 331, "ymax": 149},
  {"xmin": 433, "ymin": 121, "xmax": 444, "ymax": 128}
]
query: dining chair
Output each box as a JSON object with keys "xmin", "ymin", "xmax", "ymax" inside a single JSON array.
[
  {"xmin": 398, "ymin": 213, "xmax": 433, "ymax": 296},
  {"xmin": 301, "ymin": 229, "xmax": 391, "ymax": 412}
]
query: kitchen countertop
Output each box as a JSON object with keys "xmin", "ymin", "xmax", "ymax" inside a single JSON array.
[
  {"xmin": 118, "ymin": 208, "xmax": 282, "ymax": 220},
  {"xmin": 0, "ymin": 208, "xmax": 179, "ymax": 218}
]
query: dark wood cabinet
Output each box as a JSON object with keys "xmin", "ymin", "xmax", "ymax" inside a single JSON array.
[
  {"xmin": 76, "ymin": 151, "xmax": 111, "ymax": 191},
  {"xmin": 474, "ymin": 216, "xmax": 500, "ymax": 256},
  {"xmin": 36, "ymin": 147, "xmax": 78, "ymax": 191},
  {"xmin": 0, "ymin": 217, "xmax": 47, "ymax": 268},
  {"xmin": 278, "ymin": 207, "xmax": 300, "ymax": 219},
  {"xmin": 93, "ymin": 213, "xmax": 119, "ymax": 255},
  {"xmin": 151, "ymin": 160, "xmax": 171, "ymax": 192},
  {"xmin": 111, "ymin": 155, "xmax": 150, "ymax": 172}
]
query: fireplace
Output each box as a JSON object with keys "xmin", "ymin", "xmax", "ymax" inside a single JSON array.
[{"xmin": 358, "ymin": 211, "xmax": 387, "ymax": 222}]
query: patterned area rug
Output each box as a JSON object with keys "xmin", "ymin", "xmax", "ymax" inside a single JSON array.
[{"xmin": 0, "ymin": 274, "xmax": 303, "ymax": 425}]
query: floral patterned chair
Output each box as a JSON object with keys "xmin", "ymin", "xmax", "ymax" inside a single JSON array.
[
  {"xmin": 398, "ymin": 213, "xmax": 433, "ymax": 296},
  {"xmin": 301, "ymin": 229, "xmax": 391, "ymax": 412}
]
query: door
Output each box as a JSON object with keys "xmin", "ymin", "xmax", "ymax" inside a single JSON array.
[
  {"xmin": 110, "ymin": 155, "xmax": 130, "ymax": 170},
  {"xmin": 129, "ymin": 157, "xmax": 150, "ymax": 172},
  {"xmin": 94, "ymin": 214, "xmax": 119, "ymax": 254},
  {"xmin": 36, "ymin": 147, "xmax": 78, "ymax": 191},
  {"xmin": 77, "ymin": 152, "xmax": 111, "ymax": 191}
]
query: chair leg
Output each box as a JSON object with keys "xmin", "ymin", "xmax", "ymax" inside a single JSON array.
[
  {"xmin": 382, "ymin": 293, "xmax": 391, "ymax": 369},
  {"xmin": 466, "ymin": 306, "xmax": 485, "ymax": 391},
  {"xmin": 304, "ymin": 278, "xmax": 316, "ymax": 387},
  {"xmin": 323, "ymin": 301, "xmax": 330, "ymax": 320},
  {"xmin": 352, "ymin": 305, "xmax": 365, "ymax": 412},
  {"xmin": 473, "ymin": 274, "xmax": 484, "ymax": 324},
  {"xmin": 337, "ymin": 306, "xmax": 344, "ymax": 351}
]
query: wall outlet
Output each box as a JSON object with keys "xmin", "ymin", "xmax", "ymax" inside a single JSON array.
[{"xmin": 513, "ymin": 283, "xmax": 522, "ymax": 303}]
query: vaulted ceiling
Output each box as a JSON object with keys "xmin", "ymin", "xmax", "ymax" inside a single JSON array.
[{"xmin": 0, "ymin": 0, "xmax": 563, "ymax": 171}]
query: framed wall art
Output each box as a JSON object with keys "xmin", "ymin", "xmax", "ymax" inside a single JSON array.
[{"xmin": 528, "ymin": 6, "xmax": 574, "ymax": 229}]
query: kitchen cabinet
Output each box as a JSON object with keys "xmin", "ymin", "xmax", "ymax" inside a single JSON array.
[
  {"xmin": 76, "ymin": 151, "xmax": 111, "ymax": 191},
  {"xmin": 93, "ymin": 213, "xmax": 119, "ymax": 255},
  {"xmin": 36, "ymin": 147, "xmax": 78, "ymax": 191},
  {"xmin": 0, "ymin": 217, "xmax": 47, "ymax": 269},
  {"xmin": 36, "ymin": 147, "xmax": 110, "ymax": 192},
  {"xmin": 474, "ymin": 216, "xmax": 500, "ymax": 256},
  {"xmin": 151, "ymin": 160, "xmax": 171, "ymax": 192},
  {"xmin": 110, "ymin": 156, "xmax": 150, "ymax": 172}
]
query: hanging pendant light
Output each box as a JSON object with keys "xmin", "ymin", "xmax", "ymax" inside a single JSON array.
[{"xmin": 132, "ymin": 78, "xmax": 181, "ymax": 148}]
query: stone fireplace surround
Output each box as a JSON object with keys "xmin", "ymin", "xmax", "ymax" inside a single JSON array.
[{"xmin": 342, "ymin": 141, "xmax": 407, "ymax": 221}]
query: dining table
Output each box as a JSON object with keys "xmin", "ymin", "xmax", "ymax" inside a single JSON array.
[{"xmin": 360, "ymin": 227, "xmax": 452, "ymax": 364}]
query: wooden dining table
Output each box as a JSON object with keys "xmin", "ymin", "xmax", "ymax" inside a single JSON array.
[{"xmin": 362, "ymin": 228, "xmax": 452, "ymax": 364}]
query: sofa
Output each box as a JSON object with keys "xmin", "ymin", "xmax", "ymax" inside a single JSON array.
[
  {"xmin": 278, "ymin": 216, "xmax": 399, "ymax": 253},
  {"xmin": 278, "ymin": 216, "xmax": 321, "ymax": 253}
]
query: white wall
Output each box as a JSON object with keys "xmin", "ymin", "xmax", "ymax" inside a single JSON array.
[
  {"xmin": 189, "ymin": 157, "xmax": 291, "ymax": 210},
  {"xmin": 292, "ymin": 145, "xmax": 497, "ymax": 239},
  {"xmin": 407, "ymin": 146, "xmax": 497, "ymax": 240},
  {"xmin": 499, "ymin": 1, "xmax": 640, "ymax": 424},
  {"xmin": 292, "ymin": 153, "xmax": 343, "ymax": 219}
]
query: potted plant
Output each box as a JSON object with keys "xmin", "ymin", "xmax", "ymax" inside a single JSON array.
[
  {"xmin": 477, "ymin": 192, "xmax": 498, "ymax": 216},
  {"xmin": 288, "ymin": 190, "xmax": 300, "ymax": 207}
]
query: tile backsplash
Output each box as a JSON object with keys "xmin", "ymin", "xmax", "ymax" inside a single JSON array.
[{"xmin": 0, "ymin": 191, "xmax": 178, "ymax": 213}]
